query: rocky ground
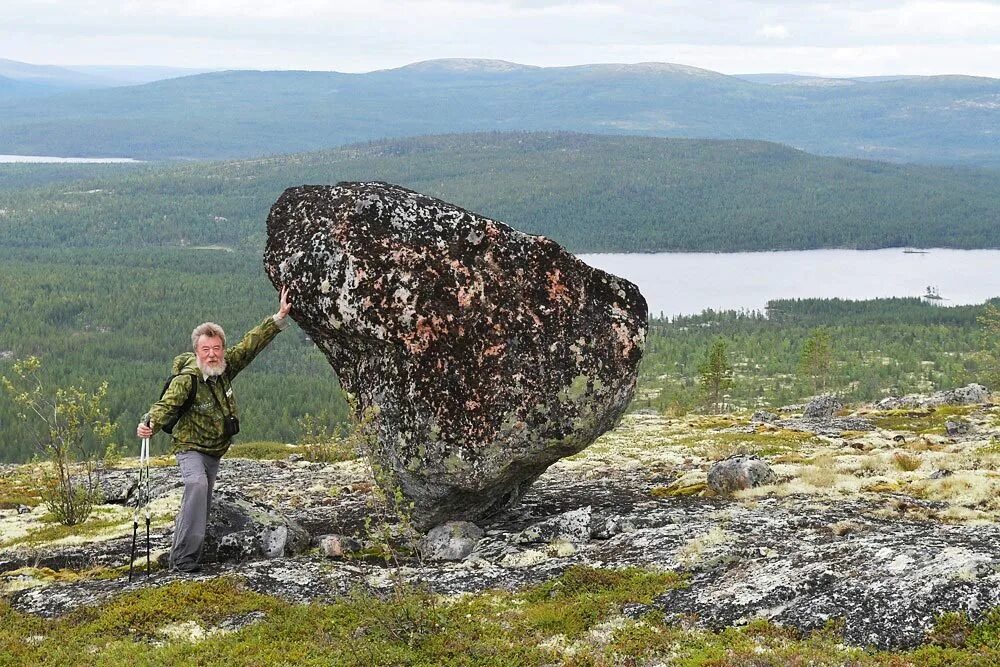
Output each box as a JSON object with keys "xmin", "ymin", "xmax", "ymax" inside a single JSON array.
[{"xmin": 3, "ymin": 388, "xmax": 1000, "ymax": 650}]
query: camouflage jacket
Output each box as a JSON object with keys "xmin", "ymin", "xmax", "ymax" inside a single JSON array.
[{"xmin": 148, "ymin": 315, "xmax": 288, "ymax": 457}]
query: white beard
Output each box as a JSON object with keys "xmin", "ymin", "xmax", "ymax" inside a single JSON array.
[{"xmin": 197, "ymin": 358, "xmax": 227, "ymax": 378}]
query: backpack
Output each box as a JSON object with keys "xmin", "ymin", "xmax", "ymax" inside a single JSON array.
[{"xmin": 158, "ymin": 373, "xmax": 199, "ymax": 434}]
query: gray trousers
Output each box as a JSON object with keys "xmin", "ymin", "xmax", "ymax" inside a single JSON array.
[{"xmin": 170, "ymin": 450, "xmax": 221, "ymax": 569}]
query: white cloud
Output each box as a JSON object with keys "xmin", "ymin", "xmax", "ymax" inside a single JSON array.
[
  {"xmin": 757, "ymin": 24, "xmax": 790, "ymax": 40},
  {"xmin": 0, "ymin": 1, "xmax": 997, "ymax": 76}
]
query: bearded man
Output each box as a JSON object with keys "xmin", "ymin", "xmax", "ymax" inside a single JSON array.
[{"xmin": 137, "ymin": 286, "xmax": 291, "ymax": 572}]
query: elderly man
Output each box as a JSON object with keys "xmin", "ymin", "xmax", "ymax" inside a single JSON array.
[{"xmin": 137, "ymin": 286, "xmax": 292, "ymax": 572}]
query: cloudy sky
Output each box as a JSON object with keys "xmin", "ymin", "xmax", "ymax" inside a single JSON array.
[{"xmin": 3, "ymin": 0, "xmax": 999, "ymax": 77}]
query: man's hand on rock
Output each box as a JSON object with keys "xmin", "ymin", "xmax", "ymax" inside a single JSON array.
[{"xmin": 275, "ymin": 285, "xmax": 292, "ymax": 321}]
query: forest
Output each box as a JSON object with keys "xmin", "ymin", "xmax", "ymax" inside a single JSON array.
[
  {"xmin": 1, "ymin": 132, "xmax": 999, "ymax": 254},
  {"xmin": 1, "ymin": 132, "xmax": 998, "ymax": 463},
  {"xmin": 1, "ymin": 241, "xmax": 995, "ymax": 463}
]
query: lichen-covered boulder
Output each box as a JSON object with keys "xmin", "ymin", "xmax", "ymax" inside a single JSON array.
[
  {"xmin": 202, "ymin": 491, "xmax": 310, "ymax": 563},
  {"xmin": 802, "ymin": 394, "xmax": 843, "ymax": 419},
  {"xmin": 707, "ymin": 456, "xmax": 777, "ymax": 494},
  {"xmin": 263, "ymin": 182, "xmax": 646, "ymax": 529}
]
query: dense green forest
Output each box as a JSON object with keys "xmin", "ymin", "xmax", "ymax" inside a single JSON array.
[
  {"xmin": 0, "ymin": 248, "xmax": 347, "ymax": 463},
  {"xmin": 0, "ymin": 61, "xmax": 998, "ymax": 165},
  {"xmin": 0, "ymin": 241, "xmax": 995, "ymax": 462},
  {"xmin": 1, "ymin": 133, "xmax": 997, "ymax": 463},
  {"xmin": 2, "ymin": 132, "xmax": 999, "ymax": 253},
  {"xmin": 638, "ymin": 297, "xmax": 994, "ymax": 414}
]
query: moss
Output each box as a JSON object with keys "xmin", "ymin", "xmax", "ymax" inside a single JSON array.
[
  {"xmin": 872, "ymin": 405, "xmax": 977, "ymax": 435},
  {"xmin": 651, "ymin": 482, "xmax": 707, "ymax": 498},
  {"xmin": 691, "ymin": 415, "xmax": 743, "ymax": 430},
  {"xmin": 0, "ymin": 514, "xmax": 129, "ymax": 548},
  {"xmin": 227, "ymin": 440, "xmax": 295, "ymax": 460},
  {"xmin": 4, "ymin": 571, "xmax": 1000, "ymax": 665},
  {"xmin": 0, "ymin": 470, "xmax": 43, "ymax": 509}
]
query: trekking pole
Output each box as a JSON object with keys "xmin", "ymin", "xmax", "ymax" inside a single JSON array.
[
  {"xmin": 143, "ymin": 430, "xmax": 151, "ymax": 577},
  {"xmin": 128, "ymin": 416, "xmax": 151, "ymax": 583}
]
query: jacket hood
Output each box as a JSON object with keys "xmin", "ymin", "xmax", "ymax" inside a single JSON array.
[{"xmin": 171, "ymin": 352, "xmax": 199, "ymax": 375}]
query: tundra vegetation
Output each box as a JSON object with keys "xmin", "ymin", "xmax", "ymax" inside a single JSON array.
[{"xmin": 5, "ymin": 397, "xmax": 1000, "ymax": 664}]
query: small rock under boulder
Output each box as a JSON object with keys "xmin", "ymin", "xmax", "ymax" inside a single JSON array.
[
  {"xmin": 264, "ymin": 182, "xmax": 646, "ymax": 529},
  {"xmin": 201, "ymin": 491, "xmax": 310, "ymax": 563},
  {"xmin": 419, "ymin": 521, "xmax": 485, "ymax": 561}
]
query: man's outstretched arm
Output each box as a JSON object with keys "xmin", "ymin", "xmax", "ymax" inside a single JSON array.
[{"xmin": 225, "ymin": 285, "xmax": 293, "ymax": 377}]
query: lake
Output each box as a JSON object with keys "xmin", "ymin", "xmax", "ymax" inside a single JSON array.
[
  {"xmin": 0, "ymin": 154, "xmax": 142, "ymax": 163},
  {"xmin": 579, "ymin": 248, "xmax": 1000, "ymax": 318}
]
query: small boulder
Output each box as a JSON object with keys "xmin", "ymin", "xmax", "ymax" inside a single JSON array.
[
  {"xmin": 943, "ymin": 384, "xmax": 989, "ymax": 405},
  {"xmin": 707, "ymin": 456, "xmax": 777, "ymax": 494},
  {"xmin": 945, "ymin": 420, "xmax": 971, "ymax": 437},
  {"xmin": 515, "ymin": 506, "xmax": 592, "ymax": 544},
  {"xmin": 802, "ymin": 395, "xmax": 843, "ymax": 419},
  {"xmin": 202, "ymin": 491, "xmax": 310, "ymax": 563},
  {"xmin": 419, "ymin": 521, "xmax": 485, "ymax": 561},
  {"xmin": 750, "ymin": 410, "xmax": 777, "ymax": 424},
  {"xmin": 318, "ymin": 534, "xmax": 363, "ymax": 558}
]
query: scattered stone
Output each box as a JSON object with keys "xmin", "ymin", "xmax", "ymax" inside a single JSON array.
[
  {"xmin": 515, "ymin": 506, "xmax": 592, "ymax": 545},
  {"xmin": 419, "ymin": 521, "xmax": 485, "ymax": 561},
  {"xmin": 317, "ymin": 534, "xmax": 362, "ymax": 559},
  {"xmin": 776, "ymin": 416, "xmax": 875, "ymax": 436},
  {"xmin": 929, "ymin": 470, "xmax": 955, "ymax": 480},
  {"xmin": 893, "ymin": 435, "xmax": 907, "ymax": 443},
  {"xmin": 876, "ymin": 384, "xmax": 990, "ymax": 409},
  {"xmin": 264, "ymin": 182, "xmax": 647, "ymax": 529},
  {"xmin": 750, "ymin": 410, "xmax": 777, "ymax": 424},
  {"xmin": 802, "ymin": 395, "xmax": 843, "ymax": 419},
  {"xmin": 707, "ymin": 456, "xmax": 777, "ymax": 494},
  {"xmin": 16, "ymin": 505, "xmax": 31, "ymax": 515},
  {"xmin": 945, "ymin": 420, "xmax": 971, "ymax": 437},
  {"xmin": 590, "ymin": 514, "xmax": 637, "ymax": 539}
]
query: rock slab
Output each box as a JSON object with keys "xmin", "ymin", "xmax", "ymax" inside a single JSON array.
[{"xmin": 264, "ymin": 182, "xmax": 646, "ymax": 529}]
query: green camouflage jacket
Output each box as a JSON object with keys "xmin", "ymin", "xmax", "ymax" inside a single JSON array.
[{"xmin": 148, "ymin": 315, "xmax": 288, "ymax": 457}]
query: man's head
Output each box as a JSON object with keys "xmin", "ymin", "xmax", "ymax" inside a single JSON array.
[{"xmin": 191, "ymin": 322, "xmax": 227, "ymax": 377}]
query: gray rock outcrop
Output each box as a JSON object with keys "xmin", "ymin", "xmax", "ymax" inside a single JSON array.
[
  {"xmin": 263, "ymin": 182, "xmax": 646, "ymax": 529},
  {"xmin": 876, "ymin": 383, "xmax": 990, "ymax": 410},
  {"xmin": 803, "ymin": 394, "xmax": 843, "ymax": 419}
]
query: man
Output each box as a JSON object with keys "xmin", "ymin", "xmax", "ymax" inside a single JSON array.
[{"xmin": 137, "ymin": 286, "xmax": 292, "ymax": 572}]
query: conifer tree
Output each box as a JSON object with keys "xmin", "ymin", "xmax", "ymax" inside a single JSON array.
[
  {"xmin": 698, "ymin": 339, "xmax": 734, "ymax": 413},
  {"xmin": 799, "ymin": 327, "xmax": 833, "ymax": 393}
]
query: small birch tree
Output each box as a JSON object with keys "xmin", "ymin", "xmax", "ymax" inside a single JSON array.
[{"xmin": 2, "ymin": 357, "xmax": 116, "ymax": 525}]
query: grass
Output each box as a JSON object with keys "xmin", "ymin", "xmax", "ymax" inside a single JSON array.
[
  {"xmin": 871, "ymin": 405, "xmax": 978, "ymax": 435},
  {"xmin": 227, "ymin": 440, "xmax": 296, "ymax": 460},
  {"xmin": 0, "ymin": 469, "xmax": 43, "ymax": 508},
  {"xmin": 3, "ymin": 569, "xmax": 1000, "ymax": 666}
]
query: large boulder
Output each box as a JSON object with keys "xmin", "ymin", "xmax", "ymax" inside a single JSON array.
[{"xmin": 263, "ymin": 182, "xmax": 646, "ymax": 529}]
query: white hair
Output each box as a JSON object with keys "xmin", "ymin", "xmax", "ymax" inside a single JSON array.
[{"xmin": 191, "ymin": 322, "xmax": 227, "ymax": 350}]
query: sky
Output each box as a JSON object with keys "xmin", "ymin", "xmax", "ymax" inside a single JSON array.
[{"xmin": 2, "ymin": 0, "xmax": 1000, "ymax": 78}]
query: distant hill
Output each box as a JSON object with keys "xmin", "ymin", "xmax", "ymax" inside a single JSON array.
[
  {"xmin": 0, "ymin": 58, "xmax": 221, "ymax": 103},
  {"xmin": 0, "ymin": 59, "xmax": 997, "ymax": 165},
  {"xmin": 0, "ymin": 58, "xmax": 116, "ymax": 94},
  {"xmin": 1, "ymin": 132, "xmax": 998, "ymax": 253}
]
